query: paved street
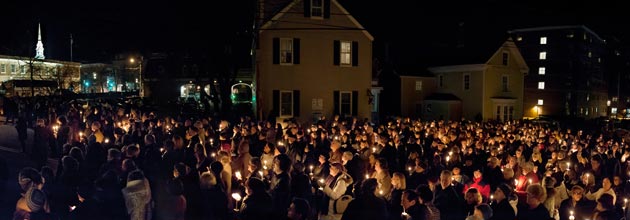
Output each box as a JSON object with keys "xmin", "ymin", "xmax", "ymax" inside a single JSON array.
[{"xmin": 0, "ymin": 123, "xmax": 53, "ymax": 219}]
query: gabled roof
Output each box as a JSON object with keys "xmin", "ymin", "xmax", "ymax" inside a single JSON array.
[
  {"xmin": 259, "ymin": 0, "xmax": 373, "ymax": 41},
  {"xmin": 508, "ymin": 25, "xmax": 604, "ymax": 42},
  {"xmin": 424, "ymin": 32, "xmax": 510, "ymax": 67}
]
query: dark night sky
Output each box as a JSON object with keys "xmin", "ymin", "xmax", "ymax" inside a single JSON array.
[{"xmin": 1, "ymin": 0, "xmax": 628, "ymax": 64}]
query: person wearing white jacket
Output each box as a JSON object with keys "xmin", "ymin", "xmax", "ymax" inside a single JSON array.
[
  {"xmin": 319, "ymin": 162, "xmax": 353, "ymax": 220},
  {"xmin": 585, "ymin": 177, "xmax": 616, "ymax": 205},
  {"xmin": 122, "ymin": 170, "xmax": 153, "ymax": 220}
]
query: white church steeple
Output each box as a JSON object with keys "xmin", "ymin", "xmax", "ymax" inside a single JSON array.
[{"xmin": 35, "ymin": 23, "xmax": 45, "ymax": 59}]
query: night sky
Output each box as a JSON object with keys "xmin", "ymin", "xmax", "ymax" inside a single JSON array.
[{"xmin": 1, "ymin": 0, "xmax": 627, "ymax": 65}]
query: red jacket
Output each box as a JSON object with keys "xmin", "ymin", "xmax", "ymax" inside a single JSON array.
[{"xmin": 464, "ymin": 176, "xmax": 491, "ymax": 200}]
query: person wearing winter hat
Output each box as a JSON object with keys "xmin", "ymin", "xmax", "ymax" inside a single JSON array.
[
  {"xmin": 474, "ymin": 203, "xmax": 493, "ymax": 220},
  {"xmin": 490, "ymin": 183, "xmax": 515, "ymax": 220}
]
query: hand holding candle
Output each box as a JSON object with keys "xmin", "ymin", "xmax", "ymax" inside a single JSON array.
[{"xmin": 235, "ymin": 171, "xmax": 242, "ymax": 180}]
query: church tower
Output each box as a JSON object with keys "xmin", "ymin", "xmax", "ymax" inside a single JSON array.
[{"xmin": 35, "ymin": 23, "xmax": 45, "ymax": 59}]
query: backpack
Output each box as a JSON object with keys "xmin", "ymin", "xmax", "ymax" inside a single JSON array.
[{"xmin": 333, "ymin": 194, "xmax": 353, "ymax": 214}]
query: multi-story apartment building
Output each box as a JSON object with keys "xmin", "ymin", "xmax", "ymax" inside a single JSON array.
[{"xmin": 509, "ymin": 25, "xmax": 608, "ymax": 119}]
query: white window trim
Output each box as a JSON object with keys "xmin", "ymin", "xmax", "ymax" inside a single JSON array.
[
  {"xmin": 339, "ymin": 91, "xmax": 352, "ymax": 116},
  {"xmin": 0, "ymin": 64, "xmax": 5, "ymax": 73},
  {"xmin": 340, "ymin": 40, "xmax": 352, "ymax": 66},
  {"xmin": 463, "ymin": 73, "xmax": 470, "ymax": 91},
  {"xmin": 540, "ymin": 37, "xmax": 547, "ymax": 45},
  {"xmin": 494, "ymin": 104, "xmax": 514, "ymax": 121},
  {"xmin": 502, "ymin": 75, "xmax": 509, "ymax": 92},
  {"xmin": 311, "ymin": 0, "xmax": 324, "ymax": 19},
  {"xmin": 20, "ymin": 65, "xmax": 25, "ymax": 74},
  {"xmin": 537, "ymin": 99, "xmax": 544, "ymax": 106},
  {"xmin": 280, "ymin": 38, "xmax": 294, "ymax": 65},
  {"xmin": 538, "ymin": 67, "xmax": 545, "ymax": 75},
  {"xmin": 539, "ymin": 52, "xmax": 547, "ymax": 60},
  {"xmin": 11, "ymin": 64, "xmax": 16, "ymax": 74},
  {"xmin": 279, "ymin": 90, "xmax": 294, "ymax": 117},
  {"xmin": 538, "ymin": 81, "xmax": 545, "ymax": 90}
]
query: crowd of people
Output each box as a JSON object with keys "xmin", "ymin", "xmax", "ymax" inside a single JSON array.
[{"xmin": 6, "ymin": 97, "xmax": 630, "ymax": 220}]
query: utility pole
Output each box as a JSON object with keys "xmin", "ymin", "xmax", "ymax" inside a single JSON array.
[{"xmin": 70, "ymin": 34, "xmax": 73, "ymax": 62}]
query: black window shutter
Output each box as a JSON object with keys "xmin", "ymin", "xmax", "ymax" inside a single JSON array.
[
  {"xmin": 352, "ymin": 90, "xmax": 358, "ymax": 116},
  {"xmin": 333, "ymin": 90, "xmax": 340, "ymax": 116},
  {"xmin": 273, "ymin": 38, "xmax": 280, "ymax": 64},
  {"xmin": 352, "ymin": 41, "xmax": 359, "ymax": 66},
  {"xmin": 304, "ymin": 0, "xmax": 311, "ymax": 17},
  {"xmin": 324, "ymin": 0, "xmax": 331, "ymax": 18},
  {"xmin": 272, "ymin": 90, "xmax": 280, "ymax": 117},
  {"xmin": 293, "ymin": 90, "xmax": 300, "ymax": 117},
  {"xmin": 293, "ymin": 38, "xmax": 300, "ymax": 64},
  {"xmin": 333, "ymin": 40, "xmax": 340, "ymax": 65}
]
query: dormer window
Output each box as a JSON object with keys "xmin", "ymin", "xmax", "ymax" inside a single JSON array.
[{"xmin": 311, "ymin": 0, "xmax": 323, "ymax": 18}]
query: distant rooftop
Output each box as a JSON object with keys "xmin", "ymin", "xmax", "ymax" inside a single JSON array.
[{"xmin": 508, "ymin": 25, "xmax": 604, "ymax": 42}]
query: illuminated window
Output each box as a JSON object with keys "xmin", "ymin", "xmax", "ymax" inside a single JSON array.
[
  {"xmin": 415, "ymin": 81, "xmax": 422, "ymax": 91},
  {"xmin": 586, "ymin": 94, "xmax": 590, "ymax": 102},
  {"xmin": 538, "ymin": 67, "xmax": 545, "ymax": 75},
  {"xmin": 539, "ymin": 52, "xmax": 547, "ymax": 60},
  {"xmin": 280, "ymin": 91, "xmax": 294, "ymax": 117},
  {"xmin": 340, "ymin": 41, "xmax": 352, "ymax": 65},
  {"xmin": 517, "ymin": 36, "xmax": 523, "ymax": 41},
  {"xmin": 463, "ymin": 74, "xmax": 470, "ymax": 90},
  {"xmin": 311, "ymin": 0, "xmax": 323, "ymax": 18},
  {"xmin": 538, "ymin": 99, "xmax": 544, "ymax": 105},
  {"xmin": 598, "ymin": 58, "xmax": 601, "ymax": 63},
  {"xmin": 540, "ymin": 37, "xmax": 547, "ymax": 45},
  {"xmin": 280, "ymin": 38, "xmax": 293, "ymax": 64},
  {"xmin": 612, "ymin": 108, "xmax": 618, "ymax": 114},
  {"xmin": 613, "ymin": 97, "xmax": 619, "ymax": 102},
  {"xmin": 538, "ymin": 82, "xmax": 545, "ymax": 90},
  {"xmin": 588, "ymin": 51, "xmax": 592, "ymax": 58}
]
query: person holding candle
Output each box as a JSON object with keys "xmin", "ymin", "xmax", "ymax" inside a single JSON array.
[
  {"xmin": 372, "ymin": 158, "xmax": 392, "ymax": 200},
  {"xmin": 237, "ymin": 177, "xmax": 272, "ymax": 220},
  {"xmin": 559, "ymin": 185, "xmax": 596, "ymax": 220},
  {"xmin": 399, "ymin": 189, "xmax": 424, "ymax": 220},
  {"xmin": 515, "ymin": 162, "xmax": 539, "ymax": 205},
  {"xmin": 319, "ymin": 162, "xmax": 353, "ymax": 220},
  {"xmin": 586, "ymin": 177, "xmax": 617, "ymax": 205},
  {"xmin": 199, "ymin": 171, "xmax": 228, "ymax": 220},
  {"xmin": 389, "ymin": 172, "xmax": 406, "ymax": 219},
  {"xmin": 270, "ymin": 154, "xmax": 292, "ymax": 219}
]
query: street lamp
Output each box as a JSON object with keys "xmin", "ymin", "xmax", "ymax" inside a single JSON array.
[{"xmin": 129, "ymin": 56, "xmax": 143, "ymax": 97}]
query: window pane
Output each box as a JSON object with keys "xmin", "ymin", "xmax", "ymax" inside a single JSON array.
[
  {"xmin": 281, "ymin": 39, "xmax": 293, "ymax": 64},
  {"xmin": 281, "ymin": 92, "xmax": 293, "ymax": 116},
  {"xmin": 341, "ymin": 92, "xmax": 351, "ymax": 115},
  {"xmin": 340, "ymin": 41, "xmax": 351, "ymax": 65}
]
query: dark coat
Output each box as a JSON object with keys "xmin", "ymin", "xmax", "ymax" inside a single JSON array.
[
  {"xmin": 341, "ymin": 195, "xmax": 389, "ymax": 220},
  {"xmin": 434, "ymin": 184, "xmax": 466, "ymax": 220},
  {"xmin": 270, "ymin": 171, "xmax": 291, "ymax": 219},
  {"xmin": 489, "ymin": 199, "xmax": 515, "ymax": 220},
  {"xmin": 516, "ymin": 203, "xmax": 550, "ymax": 220}
]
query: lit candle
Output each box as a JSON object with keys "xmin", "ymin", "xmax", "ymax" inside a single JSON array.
[
  {"xmin": 118, "ymin": 122, "xmax": 122, "ymax": 127},
  {"xmin": 309, "ymin": 165, "xmax": 314, "ymax": 175},
  {"xmin": 490, "ymin": 194, "xmax": 494, "ymax": 201},
  {"xmin": 448, "ymin": 151, "xmax": 453, "ymax": 156},
  {"xmin": 408, "ymin": 166, "xmax": 412, "ymax": 172},
  {"xmin": 160, "ymin": 147, "xmax": 165, "ymax": 153},
  {"xmin": 235, "ymin": 171, "xmax": 242, "ymax": 180},
  {"xmin": 232, "ymin": 193, "xmax": 242, "ymax": 211},
  {"xmin": 379, "ymin": 190, "xmax": 384, "ymax": 195},
  {"xmin": 211, "ymin": 152, "xmax": 216, "ymax": 158},
  {"xmin": 104, "ymin": 138, "xmax": 110, "ymax": 144},
  {"xmin": 79, "ymin": 132, "xmax": 84, "ymax": 137},
  {"xmin": 514, "ymin": 179, "xmax": 518, "ymax": 186},
  {"xmin": 528, "ymin": 178, "xmax": 532, "ymax": 185},
  {"xmin": 569, "ymin": 210, "xmax": 575, "ymax": 220},
  {"xmin": 307, "ymin": 129, "xmax": 311, "ymax": 133},
  {"xmin": 258, "ymin": 171, "xmax": 264, "ymax": 179},
  {"xmin": 566, "ymin": 162, "xmax": 571, "ymax": 171},
  {"xmin": 319, "ymin": 178, "xmax": 325, "ymax": 184},
  {"xmin": 365, "ymin": 174, "xmax": 370, "ymax": 179},
  {"xmin": 70, "ymin": 205, "xmax": 76, "ymax": 211},
  {"xmin": 210, "ymin": 138, "xmax": 214, "ymax": 145},
  {"xmin": 263, "ymin": 160, "xmax": 268, "ymax": 170},
  {"xmin": 446, "ymin": 156, "xmax": 450, "ymax": 163},
  {"xmin": 372, "ymin": 147, "xmax": 376, "ymax": 153}
]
